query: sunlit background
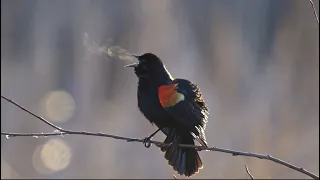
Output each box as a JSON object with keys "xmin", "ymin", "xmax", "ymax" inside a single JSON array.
[{"xmin": 1, "ymin": 0, "xmax": 319, "ymax": 179}]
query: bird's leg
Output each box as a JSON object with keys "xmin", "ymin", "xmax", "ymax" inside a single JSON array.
[{"xmin": 143, "ymin": 128, "xmax": 162, "ymax": 148}]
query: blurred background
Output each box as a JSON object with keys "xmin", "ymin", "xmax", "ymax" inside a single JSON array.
[{"xmin": 1, "ymin": 0, "xmax": 319, "ymax": 179}]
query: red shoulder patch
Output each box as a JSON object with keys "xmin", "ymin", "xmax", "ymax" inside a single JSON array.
[{"xmin": 158, "ymin": 84, "xmax": 185, "ymax": 108}]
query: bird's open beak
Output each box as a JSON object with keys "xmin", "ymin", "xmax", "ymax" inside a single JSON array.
[
  {"xmin": 124, "ymin": 63, "xmax": 139, "ymax": 68},
  {"xmin": 124, "ymin": 54, "xmax": 140, "ymax": 68}
]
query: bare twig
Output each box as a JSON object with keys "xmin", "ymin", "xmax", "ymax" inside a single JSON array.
[
  {"xmin": 172, "ymin": 175, "xmax": 178, "ymax": 179},
  {"xmin": 309, "ymin": 0, "xmax": 319, "ymax": 25},
  {"xmin": 245, "ymin": 165, "xmax": 254, "ymax": 179},
  {"xmin": 1, "ymin": 95, "xmax": 319, "ymax": 179}
]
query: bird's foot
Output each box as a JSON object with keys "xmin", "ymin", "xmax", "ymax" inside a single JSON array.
[
  {"xmin": 142, "ymin": 128, "xmax": 161, "ymax": 148},
  {"xmin": 142, "ymin": 136, "xmax": 152, "ymax": 148}
]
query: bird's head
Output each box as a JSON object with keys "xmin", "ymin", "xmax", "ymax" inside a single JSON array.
[{"xmin": 125, "ymin": 53, "xmax": 173, "ymax": 83}]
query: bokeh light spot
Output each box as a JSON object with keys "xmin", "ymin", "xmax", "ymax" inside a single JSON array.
[
  {"xmin": 42, "ymin": 90, "xmax": 75, "ymax": 123},
  {"xmin": 39, "ymin": 139, "xmax": 72, "ymax": 173},
  {"xmin": 32, "ymin": 145, "xmax": 54, "ymax": 175}
]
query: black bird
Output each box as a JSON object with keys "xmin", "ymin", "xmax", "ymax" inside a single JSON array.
[{"xmin": 125, "ymin": 53, "xmax": 209, "ymax": 177}]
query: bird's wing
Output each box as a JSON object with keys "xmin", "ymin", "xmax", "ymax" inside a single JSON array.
[{"xmin": 158, "ymin": 79, "xmax": 208, "ymax": 147}]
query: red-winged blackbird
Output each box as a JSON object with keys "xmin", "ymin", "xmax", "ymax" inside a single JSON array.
[{"xmin": 125, "ymin": 53, "xmax": 208, "ymax": 177}]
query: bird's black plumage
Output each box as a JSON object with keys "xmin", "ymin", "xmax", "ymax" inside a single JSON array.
[{"xmin": 126, "ymin": 53, "xmax": 209, "ymax": 177}]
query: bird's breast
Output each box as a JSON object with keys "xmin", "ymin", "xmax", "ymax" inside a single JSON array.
[{"xmin": 137, "ymin": 81, "xmax": 173, "ymax": 127}]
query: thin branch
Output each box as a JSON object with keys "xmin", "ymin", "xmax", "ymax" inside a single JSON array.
[
  {"xmin": 1, "ymin": 95, "xmax": 319, "ymax": 179},
  {"xmin": 1, "ymin": 95, "xmax": 64, "ymax": 131},
  {"xmin": 245, "ymin": 165, "xmax": 254, "ymax": 179},
  {"xmin": 309, "ymin": 0, "xmax": 319, "ymax": 25}
]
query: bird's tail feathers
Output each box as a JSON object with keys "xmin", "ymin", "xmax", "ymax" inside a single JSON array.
[{"xmin": 161, "ymin": 130, "xmax": 203, "ymax": 177}]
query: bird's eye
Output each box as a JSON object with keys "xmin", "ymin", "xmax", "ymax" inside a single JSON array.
[{"xmin": 140, "ymin": 59, "xmax": 146, "ymax": 63}]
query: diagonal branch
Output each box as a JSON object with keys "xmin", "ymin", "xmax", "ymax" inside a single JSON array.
[
  {"xmin": 309, "ymin": 0, "xmax": 319, "ymax": 25},
  {"xmin": 245, "ymin": 165, "xmax": 254, "ymax": 179},
  {"xmin": 1, "ymin": 95, "xmax": 319, "ymax": 179}
]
